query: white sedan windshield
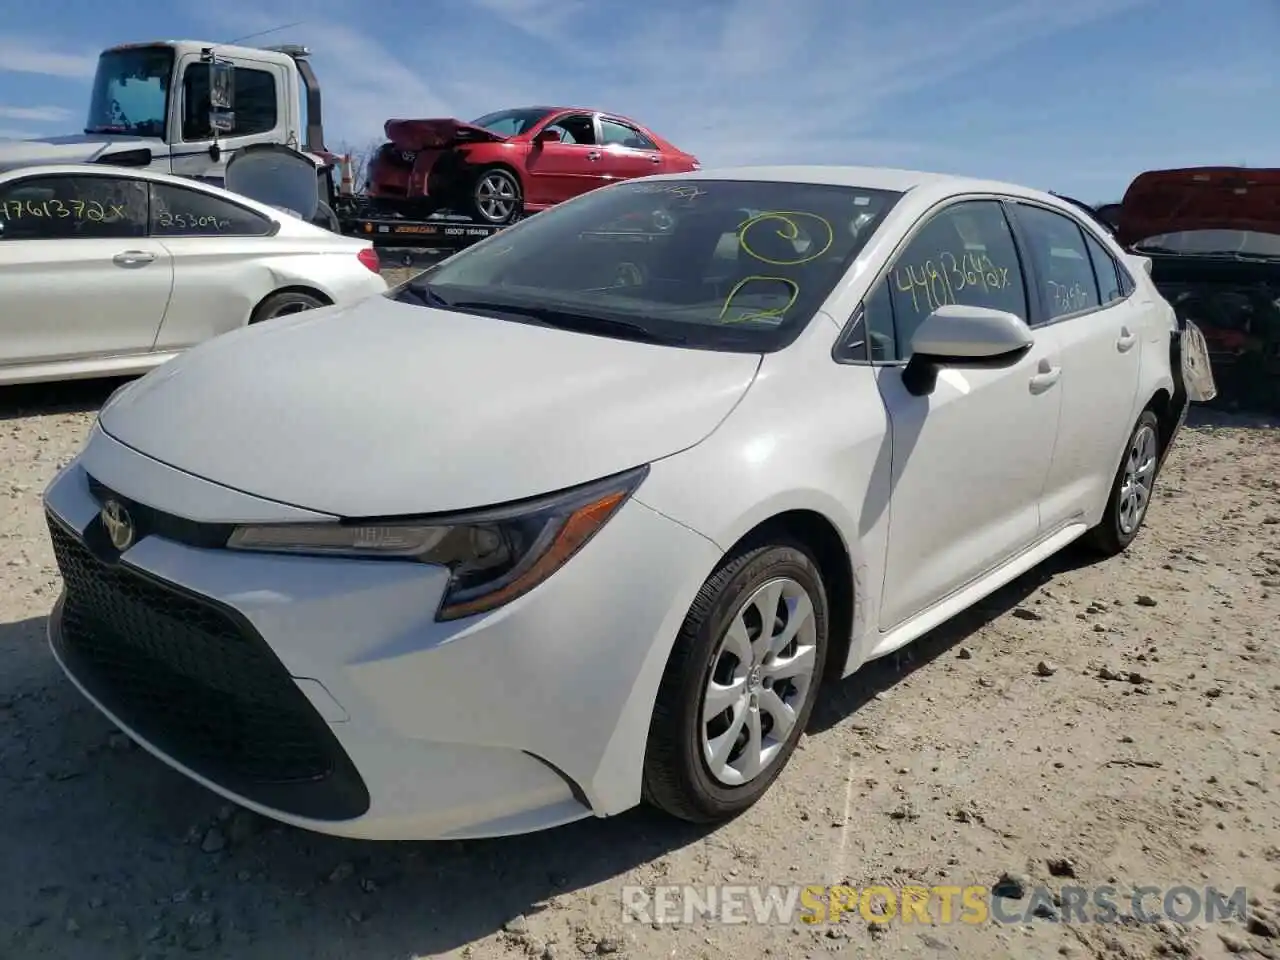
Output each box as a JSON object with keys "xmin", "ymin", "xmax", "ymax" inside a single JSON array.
[{"xmin": 404, "ymin": 179, "xmax": 903, "ymax": 351}]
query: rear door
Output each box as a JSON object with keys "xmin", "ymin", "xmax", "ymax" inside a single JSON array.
[
  {"xmin": 1009, "ymin": 201, "xmax": 1143, "ymax": 531},
  {"xmin": 0, "ymin": 172, "xmax": 173, "ymax": 368},
  {"xmin": 523, "ymin": 112, "xmax": 607, "ymax": 205},
  {"xmin": 148, "ymin": 179, "xmax": 281, "ymax": 349},
  {"xmin": 596, "ymin": 116, "xmax": 666, "ymax": 183}
]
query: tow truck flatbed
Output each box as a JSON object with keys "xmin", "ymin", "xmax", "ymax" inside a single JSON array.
[{"xmin": 340, "ymin": 215, "xmax": 509, "ymax": 248}]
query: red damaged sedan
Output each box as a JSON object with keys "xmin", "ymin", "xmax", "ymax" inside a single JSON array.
[{"xmin": 366, "ymin": 106, "xmax": 700, "ymax": 224}]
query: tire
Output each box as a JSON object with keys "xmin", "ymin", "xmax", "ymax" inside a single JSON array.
[
  {"xmin": 470, "ymin": 166, "xmax": 522, "ymax": 225},
  {"xmin": 642, "ymin": 541, "xmax": 829, "ymax": 823},
  {"xmin": 1084, "ymin": 409, "xmax": 1161, "ymax": 556},
  {"xmin": 311, "ymin": 200, "xmax": 340, "ymax": 233},
  {"xmin": 250, "ymin": 290, "xmax": 327, "ymax": 324}
]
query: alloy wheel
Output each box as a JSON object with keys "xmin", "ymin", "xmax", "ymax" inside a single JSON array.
[
  {"xmin": 1117, "ymin": 422, "xmax": 1158, "ymax": 535},
  {"xmin": 475, "ymin": 172, "xmax": 518, "ymax": 222},
  {"xmin": 700, "ymin": 577, "xmax": 819, "ymax": 786}
]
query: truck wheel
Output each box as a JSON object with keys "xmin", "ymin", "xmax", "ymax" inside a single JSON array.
[
  {"xmin": 251, "ymin": 290, "xmax": 328, "ymax": 324},
  {"xmin": 471, "ymin": 167, "xmax": 522, "ymax": 225}
]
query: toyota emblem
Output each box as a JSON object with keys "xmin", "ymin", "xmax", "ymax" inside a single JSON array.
[{"xmin": 100, "ymin": 499, "xmax": 135, "ymax": 552}]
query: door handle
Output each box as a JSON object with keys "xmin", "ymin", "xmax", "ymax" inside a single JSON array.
[
  {"xmin": 1116, "ymin": 326, "xmax": 1137, "ymax": 352},
  {"xmin": 586, "ymin": 151, "xmax": 601, "ymax": 161},
  {"xmin": 113, "ymin": 250, "xmax": 155, "ymax": 268},
  {"xmin": 1029, "ymin": 358, "xmax": 1061, "ymax": 393},
  {"xmin": 649, "ymin": 155, "xmax": 661, "ymax": 163}
]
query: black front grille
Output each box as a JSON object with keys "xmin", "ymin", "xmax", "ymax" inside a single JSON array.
[{"xmin": 47, "ymin": 512, "xmax": 370, "ymax": 821}]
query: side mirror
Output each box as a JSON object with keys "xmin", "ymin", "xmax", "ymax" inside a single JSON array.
[
  {"xmin": 206, "ymin": 59, "xmax": 236, "ymax": 137},
  {"xmin": 535, "ymin": 129, "xmax": 562, "ymax": 144},
  {"xmin": 902, "ymin": 304, "xmax": 1034, "ymax": 396}
]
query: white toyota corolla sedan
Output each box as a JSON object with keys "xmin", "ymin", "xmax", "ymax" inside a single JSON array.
[
  {"xmin": 0, "ymin": 163, "xmax": 387, "ymax": 386},
  {"xmin": 42, "ymin": 165, "xmax": 1201, "ymax": 841}
]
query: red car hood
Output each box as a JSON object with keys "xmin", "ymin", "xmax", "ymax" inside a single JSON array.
[
  {"xmin": 1117, "ymin": 167, "xmax": 1280, "ymax": 247},
  {"xmin": 383, "ymin": 118, "xmax": 507, "ymax": 152}
]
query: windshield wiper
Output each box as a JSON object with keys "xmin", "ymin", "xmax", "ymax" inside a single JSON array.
[
  {"xmin": 395, "ymin": 278, "xmax": 452, "ymax": 308},
  {"xmin": 448, "ymin": 300, "xmax": 688, "ymax": 345}
]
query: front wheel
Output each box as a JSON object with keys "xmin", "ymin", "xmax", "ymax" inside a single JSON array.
[
  {"xmin": 470, "ymin": 167, "xmax": 522, "ymax": 225},
  {"xmin": 642, "ymin": 541, "xmax": 829, "ymax": 823},
  {"xmin": 1085, "ymin": 409, "xmax": 1161, "ymax": 556}
]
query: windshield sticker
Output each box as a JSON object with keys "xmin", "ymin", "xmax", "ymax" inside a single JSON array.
[
  {"xmin": 1, "ymin": 199, "xmax": 125, "ymax": 223},
  {"xmin": 893, "ymin": 252, "xmax": 1011, "ymax": 313},
  {"xmin": 719, "ymin": 276, "xmax": 799, "ymax": 325},
  {"xmin": 738, "ymin": 211, "xmax": 833, "ymax": 265}
]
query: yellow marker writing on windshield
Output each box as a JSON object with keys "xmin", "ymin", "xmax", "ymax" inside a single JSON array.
[
  {"xmin": 738, "ymin": 211, "xmax": 833, "ymax": 265},
  {"xmin": 719, "ymin": 276, "xmax": 799, "ymax": 324}
]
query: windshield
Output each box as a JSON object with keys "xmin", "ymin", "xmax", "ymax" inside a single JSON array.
[
  {"xmin": 1133, "ymin": 229, "xmax": 1280, "ymax": 259},
  {"xmin": 469, "ymin": 107, "xmax": 554, "ymax": 137},
  {"xmin": 87, "ymin": 47, "xmax": 173, "ymax": 137},
  {"xmin": 395, "ymin": 178, "xmax": 903, "ymax": 352}
]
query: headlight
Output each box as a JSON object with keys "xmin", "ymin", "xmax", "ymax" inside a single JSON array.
[{"xmin": 225, "ymin": 465, "xmax": 648, "ymax": 621}]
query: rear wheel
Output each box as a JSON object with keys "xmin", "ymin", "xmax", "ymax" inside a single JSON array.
[
  {"xmin": 470, "ymin": 167, "xmax": 522, "ymax": 225},
  {"xmin": 1085, "ymin": 409, "xmax": 1161, "ymax": 555},
  {"xmin": 251, "ymin": 290, "xmax": 327, "ymax": 324},
  {"xmin": 642, "ymin": 541, "xmax": 828, "ymax": 823}
]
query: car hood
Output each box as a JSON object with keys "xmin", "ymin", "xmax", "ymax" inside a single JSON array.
[
  {"xmin": 383, "ymin": 118, "xmax": 508, "ymax": 152},
  {"xmin": 1117, "ymin": 167, "xmax": 1280, "ymax": 250},
  {"xmin": 0, "ymin": 133, "xmax": 160, "ymax": 173},
  {"xmin": 98, "ymin": 297, "xmax": 762, "ymax": 518}
]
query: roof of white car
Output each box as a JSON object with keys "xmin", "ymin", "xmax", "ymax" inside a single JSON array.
[
  {"xmin": 670, "ymin": 164, "xmax": 1048, "ymax": 199},
  {"xmin": 0, "ymin": 162, "xmax": 358, "ymax": 241}
]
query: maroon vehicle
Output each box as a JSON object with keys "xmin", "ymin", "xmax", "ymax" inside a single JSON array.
[
  {"xmin": 1116, "ymin": 166, "xmax": 1280, "ymax": 412},
  {"xmin": 366, "ymin": 105, "xmax": 700, "ymax": 225}
]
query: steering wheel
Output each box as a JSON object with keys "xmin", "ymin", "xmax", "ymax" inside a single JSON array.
[{"xmin": 110, "ymin": 98, "xmax": 130, "ymax": 127}]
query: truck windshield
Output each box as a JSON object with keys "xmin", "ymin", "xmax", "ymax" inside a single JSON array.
[{"xmin": 86, "ymin": 47, "xmax": 174, "ymax": 137}]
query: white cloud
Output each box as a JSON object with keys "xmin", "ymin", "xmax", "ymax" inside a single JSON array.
[
  {"xmin": 0, "ymin": 105, "xmax": 73, "ymax": 123},
  {"xmin": 0, "ymin": 36, "xmax": 96, "ymax": 78}
]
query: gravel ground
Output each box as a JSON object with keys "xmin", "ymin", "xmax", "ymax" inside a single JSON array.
[{"xmin": 0, "ymin": 371, "xmax": 1277, "ymax": 960}]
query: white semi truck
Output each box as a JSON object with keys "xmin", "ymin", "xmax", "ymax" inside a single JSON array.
[{"xmin": 0, "ymin": 38, "xmax": 509, "ymax": 252}]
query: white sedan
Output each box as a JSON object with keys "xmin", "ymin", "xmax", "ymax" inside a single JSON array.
[
  {"xmin": 0, "ymin": 163, "xmax": 387, "ymax": 386},
  {"xmin": 42, "ymin": 165, "xmax": 1205, "ymax": 841}
]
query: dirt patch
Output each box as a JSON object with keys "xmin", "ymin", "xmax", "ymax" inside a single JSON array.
[{"xmin": 0, "ymin": 384, "xmax": 1276, "ymax": 960}]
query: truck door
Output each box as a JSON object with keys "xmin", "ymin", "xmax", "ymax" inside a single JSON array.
[{"xmin": 168, "ymin": 53, "xmax": 292, "ymax": 183}]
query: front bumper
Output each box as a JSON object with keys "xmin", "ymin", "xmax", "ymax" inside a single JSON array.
[{"xmin": 42, "ymin": 428, "xmax": 720, "ymax": 840}]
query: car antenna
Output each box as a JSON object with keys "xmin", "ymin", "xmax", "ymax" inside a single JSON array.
[{"xmin": 220, "ymin": 21, "xmax": 306, "ymax": 45}]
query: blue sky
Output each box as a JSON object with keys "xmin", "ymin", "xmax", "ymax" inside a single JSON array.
[{"xmin": 0, "ymin": 0, "xmax": 1276, "ymax": 202}]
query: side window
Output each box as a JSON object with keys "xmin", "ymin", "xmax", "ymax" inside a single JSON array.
[
  {"xmin": 1083, "ymin": 231, "xmax": 1122, "ymax": 304},
  {"xmin": 182, "ymin": 65, "xmax": 278, "ymax": 140},
  {"xmin": 885, "ymin": 199, "xmax": 1027, "ymax": 355},
  {"xmin": 543, "ymin": 114, "xmax": 596, "ymax": 145},
  {"xmin": 1116, "ymin": 261, "xmax": 1136, "ymax": 297},
  {"xmin": 149, "ymin": 182, "xmax": 274, "ymax": 237},
  {"xmin": 0, "ymin": 174, "xmax": 148, "ymax": 240},
  {"xmin": 599, "ymin": 118, "xmax": 657, "ymax": 150},
  {"xmin": 1015, "ymin": 204, "xmax": 1101, "ymax": 320}
]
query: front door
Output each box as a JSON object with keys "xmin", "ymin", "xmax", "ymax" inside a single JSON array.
[
  {"xmin": 523, "ymin": 112, "xmax": 606, "ymax": 206},
  {"xmin": 870, "ymin": 198, "xmax": 1064, "ymax": 629},
  {"xmin": 168, "ymin": 54, "xmax": 291, "ymax": 182},
  {"xmin": 0, "ymin": 172, "xmax": 173, "ymax": 368},
  {"xmin": 1011, "ymin": 203, "xmax": 1144, "ymax": 530}
]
